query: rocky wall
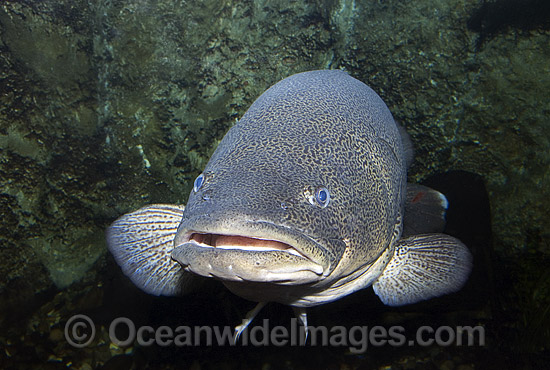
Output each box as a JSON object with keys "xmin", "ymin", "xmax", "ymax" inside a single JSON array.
[{"xmin": 0, "ymin": 0, "xmax": 549, "ymax": 313}]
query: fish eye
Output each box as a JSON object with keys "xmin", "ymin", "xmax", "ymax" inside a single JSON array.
[
  {"xmin": 193, "ymin": 173, "xmax": 205, "ymax": 192},
  {"xmin": 314, "ymin": 187, "xmax": 330, "ymax": 208}
]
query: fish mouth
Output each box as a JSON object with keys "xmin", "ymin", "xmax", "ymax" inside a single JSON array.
[
  {"xmin": 187, "ymin": 233, "xmax": 308, "ymax": 256},
  {"xmin": 171, "ymin": 223, "xmax": 327, "ymax": 285}
]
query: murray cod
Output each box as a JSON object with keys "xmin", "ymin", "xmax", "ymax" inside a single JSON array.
[{"xmin": 107, "ymin": 70, "xmax": 472, "ymax": 335}]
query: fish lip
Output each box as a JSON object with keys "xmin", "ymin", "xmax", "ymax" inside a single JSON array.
[
  {"xmin": 173, "ymin": 217, "xmax": 331, "ymax": 269},
  {"xmin": 177, "ymin": 232, "xmax": 308, "ymax": 259}
]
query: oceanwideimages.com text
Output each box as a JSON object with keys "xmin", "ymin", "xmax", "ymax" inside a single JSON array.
[{"xmin": 65, "ymin": 315, "xmax": 485, "ymax": 353}]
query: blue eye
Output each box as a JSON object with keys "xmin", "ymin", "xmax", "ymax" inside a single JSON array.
[
  {"xmin": 315, "ymin": 187, "xmax": 330, "ymax": 208},
  {"xmin": 193, "ymin": 173, "xmax": 205, "ymax": 192}
]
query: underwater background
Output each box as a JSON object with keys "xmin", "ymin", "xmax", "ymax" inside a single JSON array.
[{"xmin": 0, "ymin": 0, "xmax": 549, "ymax": 368}]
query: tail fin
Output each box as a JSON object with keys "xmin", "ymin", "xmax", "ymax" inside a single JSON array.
[
  {"xmin": 106, "ymin": 204, "xmax": 198, "ymax": 296},
  {"xmin": 402, "ymin": 183, "xmax": 448, "ymax": 237}
]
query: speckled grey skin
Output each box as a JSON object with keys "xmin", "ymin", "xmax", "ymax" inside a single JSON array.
[
  {"xmin": 172, "ymin": 69, "xmax": 405, "ymax": 306},
  {"xmin": 107, "ymin": 70, "xmax": 471, "ymax": 315}
]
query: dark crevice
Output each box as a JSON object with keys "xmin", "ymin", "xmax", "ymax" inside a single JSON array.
[{"xmin": 468, "ymin": 0, "xmax": 550, "ymax": 47}]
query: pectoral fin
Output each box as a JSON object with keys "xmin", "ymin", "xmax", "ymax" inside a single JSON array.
[
  {"xmin": 106, "ymin": 204, "xmax": 199, "ymax": 296},
  {"xmin": 373, "ymin": 234, "xmax": 472, "ymax": 306}
]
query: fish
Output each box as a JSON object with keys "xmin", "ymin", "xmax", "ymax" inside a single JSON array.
[{"xmin": 107, "ymin": 70, "xmax": 472, "ymax": 335}]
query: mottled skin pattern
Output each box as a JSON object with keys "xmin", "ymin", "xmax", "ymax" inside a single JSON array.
[{"xmin": 174, "ymin": 70, "xmax": 406, "ymax": 307}]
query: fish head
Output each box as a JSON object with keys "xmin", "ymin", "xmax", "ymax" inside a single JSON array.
[
  {"xmin": 171, "ymin": 70, "xmax": 406, "ymax": 298},
  {"xmin": 173, "ymin": 161, "xmax": 343, "ymax": 286}
]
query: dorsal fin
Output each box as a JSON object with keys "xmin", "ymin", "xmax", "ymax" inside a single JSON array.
[{"xmin": 397, "ymin": 124, "xmax": 414, "ymax": 168}]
